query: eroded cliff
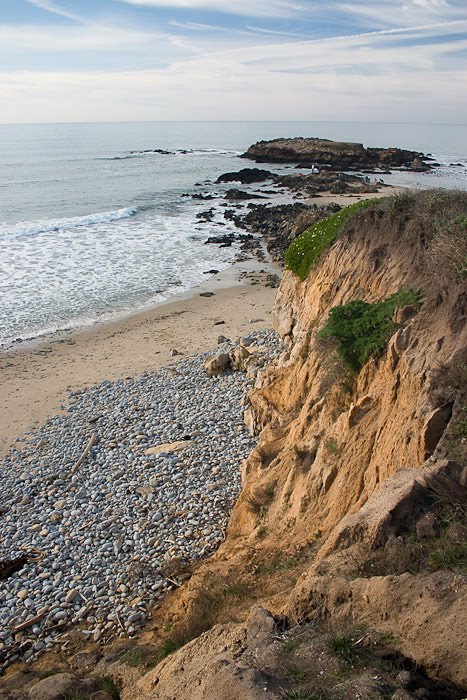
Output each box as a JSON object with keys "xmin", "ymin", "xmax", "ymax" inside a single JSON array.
[
  {"xmin": 134, "ymin": 191, "xmax": 466, "ymax": 699},
  {"xmin": 234, "ymin": 191, "xmax": 466, "ymax": 545}
]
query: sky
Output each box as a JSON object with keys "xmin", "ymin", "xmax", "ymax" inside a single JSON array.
[{"xmin": 0, "ymin": 0, "xmax": 466, "ymax": 123}]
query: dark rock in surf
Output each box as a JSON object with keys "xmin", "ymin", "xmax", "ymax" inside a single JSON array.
[
  {"xmin": 216, "ymin": 168, "xmax": 275, "ymax": 184},
  {"xmin": 224, "ymin": 189, "xmax": 265, "ymax": 201}
]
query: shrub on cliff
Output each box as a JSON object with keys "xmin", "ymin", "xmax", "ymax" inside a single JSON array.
[
  {"xmin": 318, "ymin": 290, "xmax": 420, "ymax": 372},
  {"xmin": 284, "ymin": 199, "xmax": 377, "ymax": 281}
]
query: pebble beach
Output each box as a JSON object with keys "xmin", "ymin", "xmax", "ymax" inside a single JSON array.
[{"xmin": 0, "ymin": 328, "xmax": 281, "ymax": 670}]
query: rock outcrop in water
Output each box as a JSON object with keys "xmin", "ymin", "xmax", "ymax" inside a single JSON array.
[
  {"xmin": 224, "ymin": 202, "xmax": 340, "ymax": 262},
  {"xmin": 216, "ymin": 168, "xmax": 275, "ymax": 184},
  {"xmin": 242, "ymin": 137, "xmax": 434, "ymax": 171}
]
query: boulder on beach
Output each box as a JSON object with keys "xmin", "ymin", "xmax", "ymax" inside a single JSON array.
[{"xmin": 203, "ymin": 353, "xmax": 231, "ymax": 376}]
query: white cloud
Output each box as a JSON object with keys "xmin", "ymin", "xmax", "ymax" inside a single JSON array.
[
  {"xmin": 116, "ymin": 0, "xmax": 302, "ymax": 18},
  {"xmin": 0, "ymin": 18, "xmax": 465, "ymax": 124},
  {"xmin": 1, "ymin": 2, "xmax": 466, "ymax": 123},
  {"xmin": 0, "ymin": 23, "xmax": 178, "ymax": 53},
  {"xmin": 25, "ymin": 0, "xmax": 84, "ymax": 23},
  {"xmin": 245, "ymin": 25, "xmax": 312, "ymax": 39},
  {"xmin": 168, "ymin": 20, "xmax": 231, "ymax": 31},
  {"xmin": 337, "ymin": 0, "xmax": 466, "ymax": 29}
]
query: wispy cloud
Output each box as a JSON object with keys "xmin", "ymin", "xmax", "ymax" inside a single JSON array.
[
  {"xmin": 168, "ymin": 20, "xmax": 231, "ymax": 31},
  {"xmin": 1, "ymin": 0, "xmax": 466, "ymax": 122},
  {"xmin": 25, "ymin": 0, "xmax": 85, "ymax": 23},
  {"xmin": 245, "ymin": 25, "xmax": 312, "ymax": 39},
  {"xmin": 116, "ymin": 0, "xmax": 302, "ymax": 18},
  {"xmin": 337, "ymin": 0, "xmax": 467, "ymax": 29},
  {"xmin": 0, "ymin": 23, "xmax": 177, "ymax": 53}
]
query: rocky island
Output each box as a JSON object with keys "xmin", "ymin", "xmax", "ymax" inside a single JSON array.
[{"xmin": 242, "ymin": 136, "xmax": 435, "ymax": 171}]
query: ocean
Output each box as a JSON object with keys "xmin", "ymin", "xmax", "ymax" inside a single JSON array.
[{"xmin": 1, "ymin": 121, "xmax": 466, "ymax": 349}]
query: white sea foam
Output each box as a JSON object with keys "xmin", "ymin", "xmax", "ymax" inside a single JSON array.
[
  {"xmin": 0, "ymin": 207, "xmax": 137, "ymax": 241},
  {"xmin": 178, "ymin": 148, "xmax": 243, "ymax": 156},
  {"xmin": 0, "ymin": 203, "xmax": 241, "ymax": 348},
  {"xmin": 106, "ymin": 148, "xmax": 242, "ymax": 161}
]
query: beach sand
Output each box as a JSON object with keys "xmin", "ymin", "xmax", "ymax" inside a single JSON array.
[
  {"xmin": 303, "ymin": 185, "xmax": 405, "ymax": 207},
  {"xmin": 0, "ymin": 265, "xmax": 279, "ymax": 457}
]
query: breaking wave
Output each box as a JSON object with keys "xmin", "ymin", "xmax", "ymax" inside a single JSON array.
[{"xmin": 0, "ymin": 207, "xmax": 138, "ymax": 241}]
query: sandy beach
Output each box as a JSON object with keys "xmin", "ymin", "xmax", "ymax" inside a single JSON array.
[{"xmin": 0, "ymin": 264, "xmax": 278, "ymax": 458}]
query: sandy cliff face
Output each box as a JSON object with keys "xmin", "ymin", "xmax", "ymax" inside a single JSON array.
[{"xmin": 231, "ymin": 201, "xmax": 466, "ymax": 547}]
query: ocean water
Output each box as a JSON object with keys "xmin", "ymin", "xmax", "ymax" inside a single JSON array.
[{"xmin": 0, "ymin": 121, "xmax": 466, "ymax": 349}]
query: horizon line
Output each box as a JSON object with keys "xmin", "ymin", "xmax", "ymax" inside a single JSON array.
[{"xmin": 1, "ymin": 119, "xmax": 466, "ymax": 127}]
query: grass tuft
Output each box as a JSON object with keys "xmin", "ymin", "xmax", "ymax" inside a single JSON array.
[
  {"xmin": 221, "ymin": 581, "xmax": 251, "ymax": 598},
  {"xmin": 284, "ymin": 199, "xmax": 378, "ymax": 281},
  {"xmin": 430, "ymin": 210, "xmax": 467, "ymax": 280},
  {"xmin": 256, "ymin": 552, "xmax": 297, "ymax": 575},
  {"xmin": 287, "ymin": 666, "xmax": 308, "ymax": 681},
  {"xmin": 326, "ymin": 633, "xmax": 360, "ymax": 664},
  {"xmin": 123, "ymin": 646, "xmax": 157, "ymax": 668},
  {"xmin": 452, "ymin": 407, "xmax": 467, "ymax": 438},
  {"xmin": 97, "ymin": 675, "xmax": 121, "ymax": 700},
  {"xmin": 158, "ymin": 637, "xmax": 182, "ymax": 660},
  {"xmin": 283, "ymin": 637, "xmax": 302, "ymax": 655},
  {"xmin": 318, "ymin": 289, "xmax": 421, "ymax": 372},
  {"xmin": 285, "ymin": 690, "xmax": 323, "ymax": 700}
]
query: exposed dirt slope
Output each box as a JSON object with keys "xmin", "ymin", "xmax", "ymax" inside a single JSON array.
[{"xmin": 233, "ymin": 193, "xmax": 466, "ymax": 544}]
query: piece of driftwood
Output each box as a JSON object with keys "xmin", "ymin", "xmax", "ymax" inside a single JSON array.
[
  {"xmin": 0, "ymin": 555, "xmax": 28, "ymax": 581},
  {"xmin": 20, "ymin": 546, "xmax": 45, "ymax": 562},
  {"xmin": 71, "ymin": 432, "xmax": 96, "ymax": 474},
  {"xmin": 0, "ymin": 548, "xmax": 45, "ymax": 582},
  {"xmin": 166, "ymin": 577, "xmax": 181, "ymax": 588},
  {"xmin": 11, "ymin": 610, "xmax": 48, "ymax": 634}
]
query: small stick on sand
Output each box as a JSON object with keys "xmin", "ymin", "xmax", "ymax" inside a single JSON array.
[
  {"xmin": 166, "ymin": 577, "xmax": 181, "ymax": 588},
  {"xmin": 71, "ymin": 432, "xmax": 96, "ymax": 474},
  {"xmin": 11, "ymin": 611, "xmax": 48, "ymax": 634},
  {"xmin": 116, "ymin": 610, "xmax": 125, "ymax": 631}
]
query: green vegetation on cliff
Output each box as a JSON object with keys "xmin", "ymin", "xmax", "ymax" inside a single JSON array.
[
  {"xmin": 284, "ymin": 199, "xmax": 377, "ymax": 281},
  {"xmin": 318, "ymin": 290, "xmax": 421, "ymax": 371}
]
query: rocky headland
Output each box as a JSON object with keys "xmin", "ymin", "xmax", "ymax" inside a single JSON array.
[
  {"xmin": 224, "ymin": 202, "xmax": 340, "ymax": 262},
  {"xmin": 1, "ymin": 188, "xmax": 466, "ymax": 700},
  {"xmin": 203, "ymin": 167, "xmax": 387, "ymax": 263},
  {"xmin": 242, "ymin": 137, "xmax": 435, "ymax": 171}
]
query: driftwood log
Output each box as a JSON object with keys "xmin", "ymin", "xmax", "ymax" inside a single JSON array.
[
  {"xmin": 0, "ymin": 555, "xmax": 28, "ymax": 581},
  {"xmin": 0, "ymin": 547, "xmax": 45, "ymax": 581}
]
